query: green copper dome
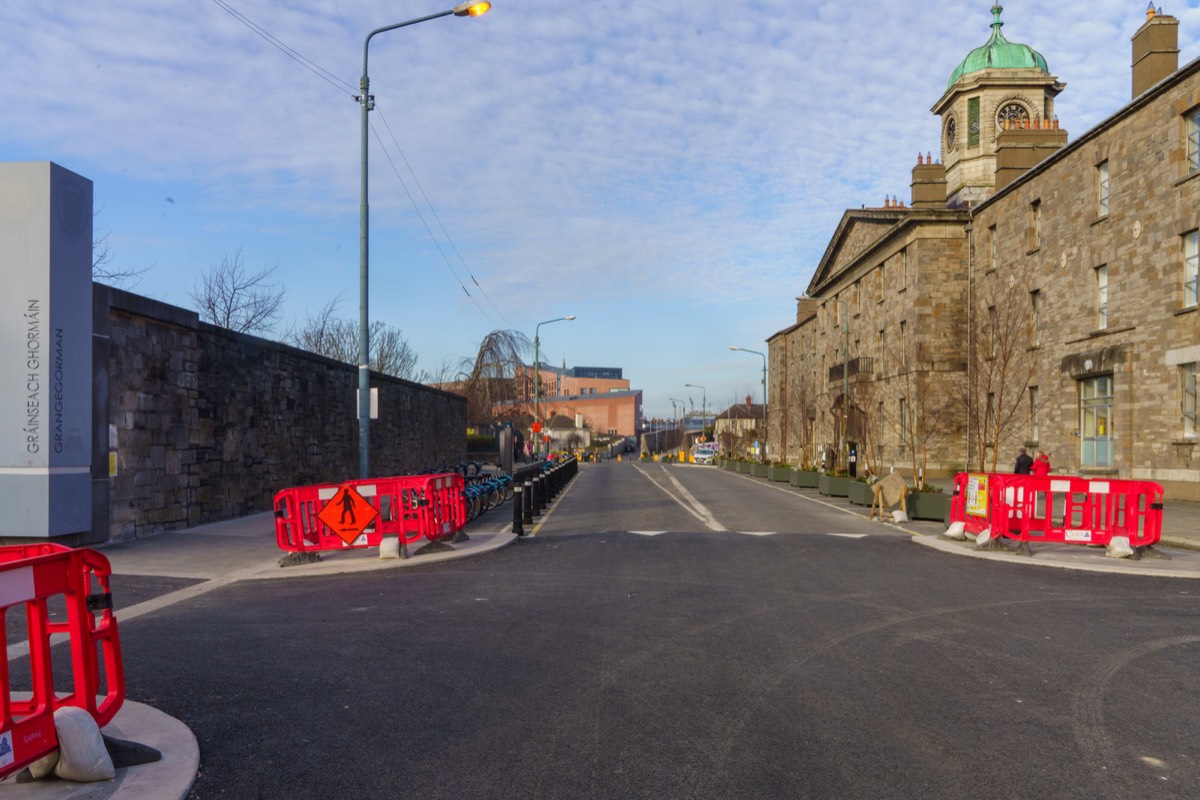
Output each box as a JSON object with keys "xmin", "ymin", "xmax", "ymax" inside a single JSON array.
[{"xmin": 947, "ymin": 5, "xmax": 1049, "ymax": 88}]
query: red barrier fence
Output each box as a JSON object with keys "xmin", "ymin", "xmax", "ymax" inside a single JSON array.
[
  {"xmin": 273, "ymin": 473, "xmax": 467, "ymax": 554},
  {"xmin": 950, "ymin": 472, "xmax": 1164, "ymax": 550},
  {"xmin": 0, "ymin": 544, "xmax": 125, "ymax": 780}
]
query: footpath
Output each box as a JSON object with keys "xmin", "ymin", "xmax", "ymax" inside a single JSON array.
[{"xmin": 5, "ymin": 468, "xmax": 1199, "ymax": 798}]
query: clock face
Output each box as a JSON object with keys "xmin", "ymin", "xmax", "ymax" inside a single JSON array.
[
  {"xmin": 998, "ymin": 102, "xmax": 1030, "ymax": 129},
  {"xmin": 945, "ymin": 118, "xmax": 957, "ymax": 151}
]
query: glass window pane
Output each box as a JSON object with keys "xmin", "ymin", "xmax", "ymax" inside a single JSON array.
[
  {"xmin": 1190, "ymin": 109, "xmax": 1200, "ymax": 174},
  {"xmin": 1186, "ymin": 231, "xmax": 1199, "ymax": 309}
]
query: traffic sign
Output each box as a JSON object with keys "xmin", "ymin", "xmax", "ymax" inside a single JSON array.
[{"xmin": 315, "ymin": 485, "xmax": 379, "ymax": 545}]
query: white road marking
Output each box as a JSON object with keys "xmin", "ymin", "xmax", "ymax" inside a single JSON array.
[
  {"xmin": 632, "ymin": 465, "xmax": 727, "ymax": 531},
  {"xmin": 630, "ymin": 531, "xmax": 669, "ymax": 537}
]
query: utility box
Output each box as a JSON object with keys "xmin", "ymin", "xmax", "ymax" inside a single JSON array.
[{"xmin": 0, "ymin": 163, "xmax": 93, "ymax": 537}]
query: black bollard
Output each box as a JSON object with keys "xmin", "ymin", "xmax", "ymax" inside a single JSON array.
[
  {"xmin": 537, "ymin": 474, "xmax": 548, "ymax": 511},
  {"xmin": 512, "ymin": 484, "xmax": 525, "ymax": 536},
  {"xmin": 522, "ymin": 480, "xmax": 534, "ymax": 525},
  {"xmin": 530, "ymin": 477, "xmax": 542, "ymax": 517}
]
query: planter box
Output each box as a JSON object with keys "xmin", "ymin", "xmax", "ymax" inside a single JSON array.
[
  {"xmin": 847, "ymin": 480, "xmax": 873, "ymax": 506},
  {"xmin": 768, "ymin": 466, "xmax": 791, "ymax": 482},
  {"xmin": 790, "ymin": 470, "xmax": 819, "ymax": 489},
  {"xmin": 907, "ymin": 491, "xmax": 950, "ymax": 522},
  {"xmin": 818, "ymin": 474, "xmax": 850, "ymax": 497},
  {"xmin": 738, "ymin": 461, "xmax": 754, "ymax": 474},
  {"xmin": 752, "ymin": 463, "xmax": 769, "ymax": 478}
]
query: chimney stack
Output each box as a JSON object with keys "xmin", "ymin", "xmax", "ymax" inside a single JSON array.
[{"xmin": 1132, "ymin": 4, "xmax": 1179, "ymax": 98}]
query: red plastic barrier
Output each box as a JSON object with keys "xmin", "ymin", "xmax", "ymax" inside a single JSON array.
[
  {"xmin": 0, "ymin": 544, "xmax": 125, "ymax": 780},
  {"xmin": 949, "ymin": 472, "xmax": 996, "ymax": 537},
  {"xmin": 273, "ymin": 473, "xmax": 467, "ymax": 554},
  {"xmin": 949, "ymin": 472, "xmax": 1164, "ymax": 549}
]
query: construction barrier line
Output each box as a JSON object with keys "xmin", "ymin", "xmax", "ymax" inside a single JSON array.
[{"xmin": 0, "ymin": 544, "xmax": 125, "ymax": 781}]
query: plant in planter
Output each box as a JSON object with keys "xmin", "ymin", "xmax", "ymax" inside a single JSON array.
[
  {"xmin": 847, "ymin": 476, "xmax": 875, "ymax": 506},
  {"xmin": 907, "ymin": 485, "xmax": 950, "ymax": 522},
  {"xmin": 818, "ymin": 470, "xmax": 850, "ymax": 497},
  {"xmin": 767, "ymin": 463, "xmax": 792, "ymax": 482},
  {"xmin": 790, "ymin": 466, "xmax": 819, "ymax": 488}
]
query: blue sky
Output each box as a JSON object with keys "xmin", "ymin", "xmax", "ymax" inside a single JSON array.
[{"xmin": 3, "ymin": 1, "xmax": 1199, "ymax": 421}]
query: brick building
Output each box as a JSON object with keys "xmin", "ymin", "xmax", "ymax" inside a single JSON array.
[
  {"xmin": 510, "ymin": 363, "xmax": 643, "ymax": 439},
  {"xmin": 767, "ymin": 5, "xmax": 1200, "ymax": 499}
]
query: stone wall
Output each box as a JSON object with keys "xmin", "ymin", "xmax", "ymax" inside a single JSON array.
[
  {"xmin": 99, "ymin": 286, "xmax": 466, "ymax": 542},
  {"xmin": 969, "ymin": 57, "xmax": 1200, "ymax": 499}
]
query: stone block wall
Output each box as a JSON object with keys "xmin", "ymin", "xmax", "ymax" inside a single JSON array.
[{"xmin": 99, "ymin": 286, "xmax": 466, "ymax": 542}]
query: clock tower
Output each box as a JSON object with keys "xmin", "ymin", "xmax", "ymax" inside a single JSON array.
[{"xmin": 933, "ymin": 5, "xmax": 1065, "ymax": 208}]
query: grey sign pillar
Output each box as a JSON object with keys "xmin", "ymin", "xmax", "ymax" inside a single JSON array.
[{"xmin": 0, "ymin": 163, "xmax": 93, "ymax": 538}]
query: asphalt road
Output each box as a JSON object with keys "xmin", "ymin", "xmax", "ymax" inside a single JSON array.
[{"xmin": 115, "ymin": 461, "xmax": 1200, "ymax": 799}]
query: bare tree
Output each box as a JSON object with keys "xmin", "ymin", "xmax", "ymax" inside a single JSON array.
[
  {"xmin": 455, "ymin": 329, "xmax": 531, "ymax": 427},
  {"xmin": 881, "ymin": 339, "xmax": 955, "ymax": 489},
  {"xmin": 961, "ymin": 277, "xmax": 1037, "ymax": 472},
  {"xmin": 190, "ymin": 248, "xmax": 284, "ymax": 335},
  {"xmin": 92, "ymin": 210, "xmax": 153, "ymax": 287},
  {"xmin": 286, "ymin": 299, "xmax": 418, "ymax": 380}
]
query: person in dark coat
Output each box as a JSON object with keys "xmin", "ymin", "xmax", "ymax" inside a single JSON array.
[{"xmin": 1014, "ymin": 447, "xmax": 1033, "ymax": 474}]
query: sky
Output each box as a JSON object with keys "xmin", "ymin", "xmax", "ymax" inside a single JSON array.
[{"xmin": 3, "ymin": 0, "xmax": 1200, "ymax": 421}]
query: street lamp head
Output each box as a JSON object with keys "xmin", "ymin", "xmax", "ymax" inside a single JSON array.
[
  {"xmin": 564, "ymin": 315, "xmax": 576, "ymax": 321},
  {"xmin": 453, "ymin": 1, "xmax": 491, "ymax": 16},
  {"xmin": 729, "ymin": 346, "xmax": 740, "ymax": 351}
]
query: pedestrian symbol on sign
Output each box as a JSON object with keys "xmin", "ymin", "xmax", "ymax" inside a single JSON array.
[{"xmin": 316, "ymin": 485, "xmax": 379, "ymax": 545}]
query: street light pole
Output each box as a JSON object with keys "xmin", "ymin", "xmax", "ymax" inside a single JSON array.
[
  {"xmin": 730, "ymin": 346, "xmax": 768, "ymax": 462},
  {"xmin": 533, "ymin": 315, "xmax": 575, "ymax": 459},
  {"xmin": 357, "ymin": 1, "xmax": 491, "ymax": 479},
  {"xmin": 685, "ymin": 383, "xmax": 706, "ymax": 433}
]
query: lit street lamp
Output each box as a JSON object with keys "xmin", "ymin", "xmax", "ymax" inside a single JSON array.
[
  {"xmin": 730, "ymin": 346, "xmax": 768, "ymax": 462},
  {"xmin": 533, "ymin": 315, "xmax": 575, "ymax": 458},
  {"xmin": 357, "ymin": 1, "xmax": 492, "ymax": 479}
]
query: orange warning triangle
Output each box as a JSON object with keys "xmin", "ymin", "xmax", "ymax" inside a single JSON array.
[{"xmin": 315, "ymin": 485, "xmax": 380, "ymax": 545}]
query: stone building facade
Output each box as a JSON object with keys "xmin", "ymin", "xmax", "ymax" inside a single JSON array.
[
  {"xmin": 969, "ymin": 12, "xmax": 1200, "ymax": 498},
  {"xmin": 96, "ymin": 286, "xmax": 466, "ymax": 543},
  {"xmin": 767, "ymin": 6, "xmax": 1200, "ymax": 499}
]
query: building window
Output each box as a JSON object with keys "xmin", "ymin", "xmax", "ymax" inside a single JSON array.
[
  {"xmin": 968, "ymin": 97, "xmax": 981, "ymax": 147},
  {"xmin": 1097, "ymin": 161, "xmax": 1109, "ymax": 217},
  {"xmin": 878, "ymin": 263, "xmax": 885, "ymax": 302},
  {"xmin": 1029, "ymin": 385, "xmax": 1040, "ymax": 442},
  {"xmin": 987, "ymin": 305, "xmax": 997, "ymax": 357},
  {"xmin": 899, "ymin": 320, "xmax": 908, "ymax": 368},
  {"xmin": 1030, "ymin": 289, "xmax": 1042, "ymax": 347},
  {"xmin": 986, "ymin": 392, "xmax": 996, "ymax": 440},
  {"xmin": 900, "ymin": 248, "xmax": 908, "ymax": 288},
  {"xmin": 1185, "ymin": 230, "xmax": 1199, "ymax": 309},
  {"xmin": 1080, "ymin": 375, "xmax": 1114, "ymax": 467},
  {"xmin": 1031, "ymin": 200, "xmax": 1042, "ymax": 250},
  {"xmin": 877, "ymin": 401, "xmax": 885, "ymax": 449},
  {"xmin": 878, "ymin": 328, "xmax": 885, "ymax": 377},
  {"xmin": 1188, "ymin": 107, "xmax": 1200, "ymax": 175},
  {"xmin": 1184, "ymin": 363, "xmax": 1198, "ymax": 439},
  {"xmin": 988, "ymin": 225, "xmax": 997, "ymax": 271},
  {"xmin": 1095, "ymin": 265, "xmax": 1108, "ymax": 330},
  {"xmin": 899, "ymin": 397, "xmax": 907, "ymax": 440}
]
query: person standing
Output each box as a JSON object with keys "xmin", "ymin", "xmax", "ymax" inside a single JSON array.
[
  {"xmin": 1014, "ymin": 447, "xmax": 1033, "ymax": 474},
  {"xmin": 1032, "ymin": 451, "xmax": 1051, "ymax": 477}
]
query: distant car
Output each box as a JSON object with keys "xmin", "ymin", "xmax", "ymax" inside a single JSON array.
[{"xmin": 692, "ymin": 444, "xmax": 719, "ymax": 465}]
